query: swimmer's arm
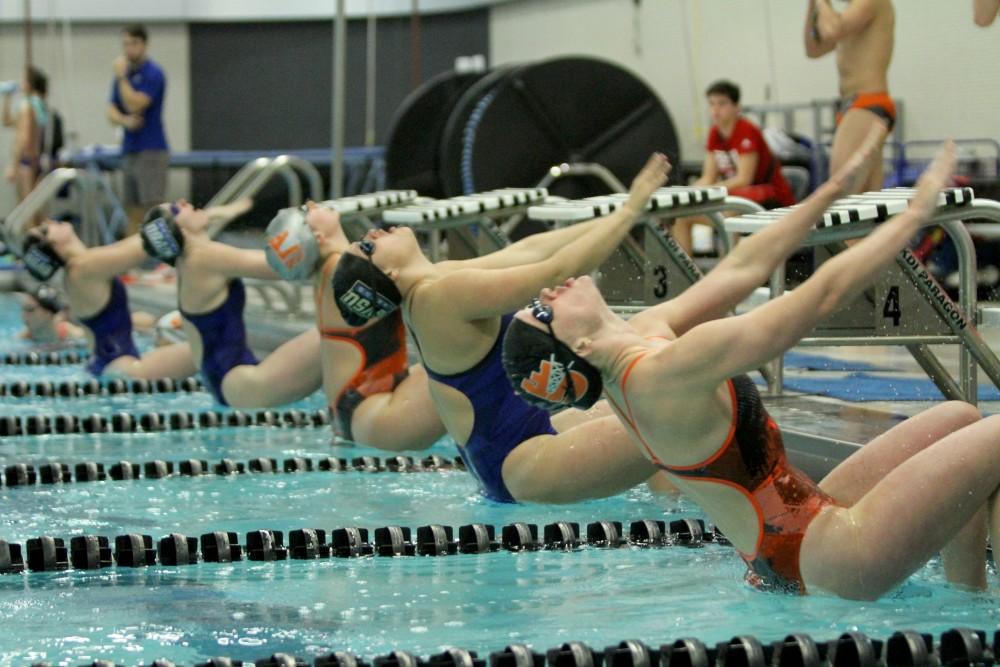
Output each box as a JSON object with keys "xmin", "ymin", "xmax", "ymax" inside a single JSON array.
[
  {"xmin": 669, "ymin": 204, "xmax": 925, "ymax": 382},
  {"xmin": 208, "ymin": 245, "xmax": 281, "ymax": 281},
  {"xmin": 815, "ymin": 0, "xmax": 879, "ymax": 42},
  {"xmin": 633, "ymin": 125, "xmax": 885, "ymax": 336},
  {"xmin": 463, "ymin": 213, "xmax": 626, "ymax": 270},
  {"xmin": 666, "ymin": 142, "xmax": 953, "ymax": 381},
  {"xmin": 73, "ymin": 234, "xmax": 147, "ymax": 278},
  {"xmin": 805, "ymin": 0, "xmax": 836, "ymax": 57},
  {"xmin": 718, "ymin": 153, "xmax": 757, "ymax": 190},
  {"xmin": 974, "ymin": 0, "xmax": 1000, "ymax": 26},
  {"xmin": 435, "ymin": 203, "xmax": 649, "ymax": 319},
  {"xmin": 464, "ymin": 153, "xmax": 673, "ymax": 271}
]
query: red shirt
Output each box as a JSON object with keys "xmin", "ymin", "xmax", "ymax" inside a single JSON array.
[{"xmin": 707, "ymin": 117, "xmax": 794, "ymax": 206}]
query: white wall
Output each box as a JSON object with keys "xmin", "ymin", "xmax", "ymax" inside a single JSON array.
[
  {"xmin": 0, "ymin": 22, "xmax": 190, "ymax": 216},
  {"xmin": 490, "ymin": 0, "xmax": 1000, "ymax": 162},
  {"xmin": 0, "ymin": 0, "xmax": 516, "ymax": 22}
]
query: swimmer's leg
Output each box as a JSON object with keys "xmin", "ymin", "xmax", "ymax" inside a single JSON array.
[
  {"xmin": 108, "ymin": 342, "xmax": 198, "ymax": 379},
  {"xmin": 818, "ymin": 401, "xmax": 988, "ymax": 588},
  {"xmin": 830, "ymin": 109, "xmax": 888, "ymax": 195},
  {"xmin": 801, "ymin": 412, "xmax": 1000, "ymax": 599},
  {"xmin": 501, "ymin": 414, "xmax": 657, "ymax": 504},
  {"xmin": 349, "ymin": 364, "xmax": 447, "ymax": 451},
  {"xmin": 221, "ymin": 328, "xmax": 323, "ymax": 408}
]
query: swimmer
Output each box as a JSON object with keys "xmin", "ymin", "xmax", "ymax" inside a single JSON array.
[
  {"xmin": 141, "ymin": 200, "xmax": 322, "ymax": 408},
  {"xmin": 806, "ymin": 0, "xmax": 895, "ymax": 192},
  {"xmin": 265, "ymin": 204, "xmax": 445, "ymax": 449},
  {"xmin": 502, "ymin": 137, "xmax": 1000, "ymax": 599},
  {"xmin": 331, "ymin": 153, "xmax": 673, "ymax": 503},
  {"xmin": 974, "ymin": 0, "xmax": 999, "ymax": 25},
  {"xmin": 18, "ymin": 285, "xmax": 84, "ymax": 344},
  {"xmin": 19, "ymin": 220, "xmax": 196, "ymax": 378}
]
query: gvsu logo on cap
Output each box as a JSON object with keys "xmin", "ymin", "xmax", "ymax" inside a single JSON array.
[
  {"xmin": 519, "ymin": 355, "xmax": 588, "ymax": 404},
  {"xmin": 338, "ymin": 280, "xmax": 397, "ymax": 321},
  {"xmin": 144, "ymin": 219, "xmax": 181, "ymax": 259},
  {"xmin": 24, "ymin": 246, "xmax": 58, "ymax": 278}
]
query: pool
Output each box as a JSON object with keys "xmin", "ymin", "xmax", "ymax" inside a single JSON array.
[{"xmin": 1, "ymin": 292, "xmax": 998, "ymax": 665}]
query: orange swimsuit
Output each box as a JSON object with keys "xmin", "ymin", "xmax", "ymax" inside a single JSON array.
[
  {"xmin": 836, "ymin": 92, "xmax": 897, "ymax": 131},
  {"xmin": 607, "ymin": 359, "xmax": 836, "ymax": 594},
  {"xmin": 317, "ymin": 255, "xmax": 409, "ymax": 440}
]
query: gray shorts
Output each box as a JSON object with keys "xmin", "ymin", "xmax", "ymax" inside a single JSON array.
[{"xmin": 121, "ymin": 150, "xmax": 169, "ymax": 207}]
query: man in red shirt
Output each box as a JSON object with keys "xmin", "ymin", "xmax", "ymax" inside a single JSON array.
[{"xmin": 673, "ymin": 80, "xmax": 795, "ymax": 255}]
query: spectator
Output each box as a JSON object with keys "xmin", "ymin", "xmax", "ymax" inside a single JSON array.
[
  {"xmin": 672, "ymin": 80, "xmax": 795, "ymax": 255},
  {"xmin": 106, "ymin": 24, "xmax": 168, "ymax": 234},
  {"xmin": 3, "ymin": 66, "xmax": 49, "ymax": 202}
]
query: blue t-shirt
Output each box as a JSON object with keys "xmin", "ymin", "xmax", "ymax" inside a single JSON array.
[{"xmin": 109, "ymin": 58, "xmax": 168, "ymax": 154}]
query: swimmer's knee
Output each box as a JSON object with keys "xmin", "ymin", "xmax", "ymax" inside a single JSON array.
[{"xmin": 939, "ymin": 400, "xmax": 982, "ymax": 426}]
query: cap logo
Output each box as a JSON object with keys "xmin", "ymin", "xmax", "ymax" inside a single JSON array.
[
  {"xmin": 267, "ymin": 230, "xmax": 303, "ymax": 269},
  {"xmin": 519, "ymin": 355, "xmax": 589, "ymax": 404},
  {"xmin": 24, "ymin": 246, "xmax": 58, "ymax": 278},
  {"xmin": 338, "ymin": 280, "xmax": 397, "ymax": 321},
  {"xmin": 144, "ymin": 218, "xmax": 181, "ymax": 258}
]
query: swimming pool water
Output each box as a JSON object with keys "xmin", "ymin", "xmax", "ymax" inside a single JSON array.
[{"xmin": 1, "ymin": 293, "xmax": 999, "ymax": 665}]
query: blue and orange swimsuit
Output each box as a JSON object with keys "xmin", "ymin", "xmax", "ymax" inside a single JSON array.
[
  {"xmin": 607, "ymin": 361, "xmax": 836, "ymax": 594},
  {"xmin": 79, "ymin": 278, "xmax": 141, "ymax": 376},
  {"xmin": 412, "ymin": 312, "xmax": 557, "ymax": 503},
  {"xmin": 181, "ymin": 278, "xmax": 258, "ymax": 405},
  {"xmin": 316, "ymin": 255, "xmax": 410, "ymax": 441}
]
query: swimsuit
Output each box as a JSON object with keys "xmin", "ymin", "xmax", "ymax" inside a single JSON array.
[
  {"xmin": 608, "ymin": 360, "xmax": 836, "ymax": 594},
  {"xmin": 836, "ymin": 92, "xmax": 896, "ymax": 131},
  {"xmin": 79, "ymin": 278, "xmax": 140, "ymax": 376},
  {"xmin": 316, "ymin": 255, "xmax": 410, "ymax": 440},
  {"xmin": 181, "ymin": 278, "xmax": 257, "ymax": 405},
  {"xmin": 412, "ymin": 312, "xmax": 557, "ymax": 503}
]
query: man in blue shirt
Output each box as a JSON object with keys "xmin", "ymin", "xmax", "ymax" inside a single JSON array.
[{"xmin": 106, "ymin": 24, "xmax": 168, "ymax": 233}]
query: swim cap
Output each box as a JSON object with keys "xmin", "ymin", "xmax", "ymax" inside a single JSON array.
[
  {"xmin": 140, "ymin": 205, "xmax": 185, "ymax": 265},
  {"xmin": 501, "ymin": 305, "xmax": 604, "ymax": 412},
  {"xmin": 331, "ymin": 241, "xmax": 403, "ymax": 326},
  {"xmin": 21, "ymin": 234, "xmax": 64, "ymax": 281},
  {"xmin": 264, "ymin": 207, "xmax": 320, "ymax": 281},
  {"xmin": 33, "ymin": 284, "xmax": 64, "ymax": 314}
]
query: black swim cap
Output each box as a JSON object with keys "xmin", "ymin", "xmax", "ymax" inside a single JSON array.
[
  {"xmin": 330, "ymin": 240, "xmax": 403, "ymax": 327},
  {"xmin": 21, "ymin": 234, "xmax": 64, "ymax": 281},
  {"xmin": 33, "ymin": 284, "xmax": 64, "ymax": 313},
  {"xmin": 140, "ymin": 205, "xmax": 185, "ymax": 265},
  {"xmin": 502, "ymin": 308, "xmax": 604, "ymax": 412}
]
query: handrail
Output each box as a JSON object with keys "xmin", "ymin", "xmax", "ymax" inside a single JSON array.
[
  {"xmin": 3, "ymin": 168, "xmax": 92, "ymax": 254},
  {"xmin": 205, "ymin": 155, "xmax": 318, "ymax": 237}
]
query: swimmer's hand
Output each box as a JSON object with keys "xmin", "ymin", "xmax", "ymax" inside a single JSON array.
[
  {"xmin": 827, "ymin": 123, "xmax": 887, "ymax": 195},
  {"xmin": 624, "ymin": 152, "xmax": 672, "ymax": 216},
  {"xmin": 908, "ymin": 140, "xmax": 957, "ymax": 219}
]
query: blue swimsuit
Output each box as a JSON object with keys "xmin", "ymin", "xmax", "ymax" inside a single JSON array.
[
  {"xmin": 181, "ymin": 279, "xmax": 258, "ymax": 405},
  {"xmin": 418, "ymin": 313, "xmax": 557, "ymax": 503},
  {"xmin": 79, "ymin": 278, "xmax": 140, "ymax": 376}
]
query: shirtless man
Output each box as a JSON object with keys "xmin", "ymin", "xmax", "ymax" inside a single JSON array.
[
  {"xmin": 974, "ymin": 0, "xmax": 999, "ymax": 25},
  {"xmin": 805, "ymin": 0, "xmax": 895, "ymax": 192}
]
